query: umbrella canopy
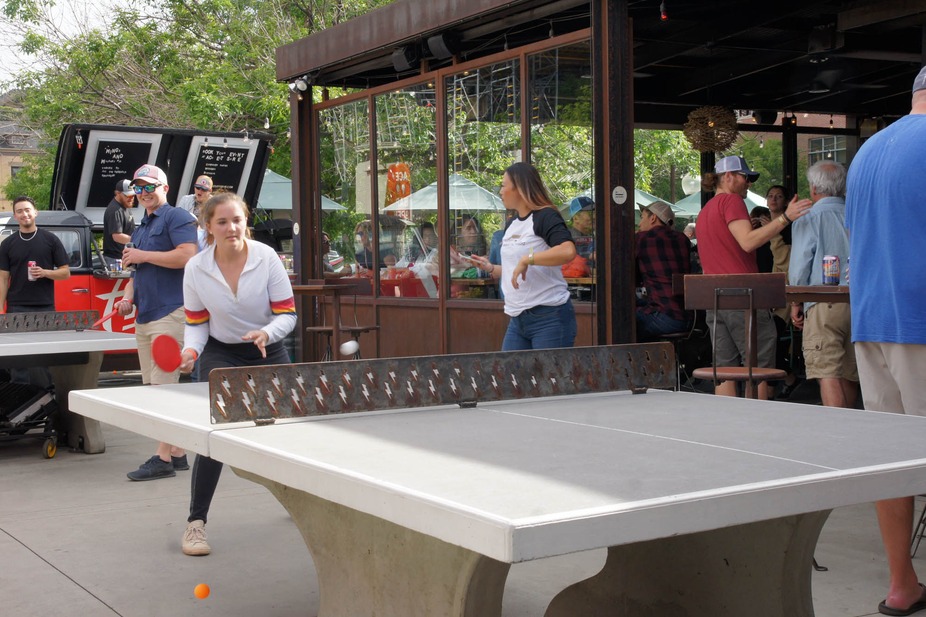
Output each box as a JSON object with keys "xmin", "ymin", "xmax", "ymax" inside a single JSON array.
[
  {"xmin": 382, "ymin": 173, "xmax": 504, "ymax": 212},
  {"xmin": 256, "ymin": 169, "xmax": 345, "ymax": 211},
  {"xmin": 674, "ymin": 190, "xmax": 767, "ymax": 218}
]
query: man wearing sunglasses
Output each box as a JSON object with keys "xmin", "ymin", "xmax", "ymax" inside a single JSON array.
[
  {"xmin": 176, "ymin": 175, "xmax": 213, "ymax": 220},
  {"xmin": 117, "ymin": 164, "xmax": 198, "ymax": 481}
]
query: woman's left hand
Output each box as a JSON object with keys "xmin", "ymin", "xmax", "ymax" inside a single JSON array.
[
  {"xmin": 511, "ymin": 258, "xmax": 529, "ymax": 289},
  {"xmin": 242, "ymin": 329, "xmax": 269, "ymax": 358}
]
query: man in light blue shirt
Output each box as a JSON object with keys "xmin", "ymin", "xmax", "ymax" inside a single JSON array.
[{"xmin": 788, "ymin": 160, "xmax": 857, "ymax": 409}]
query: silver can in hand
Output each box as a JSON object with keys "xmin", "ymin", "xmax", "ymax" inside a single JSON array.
[{"xmin": 124, "ymin": 242, "xmax": 136, "ymax": 272}]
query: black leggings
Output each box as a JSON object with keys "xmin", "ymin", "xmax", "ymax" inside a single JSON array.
[{"xmin": 188, "ymin": 337, "xmax": 290, "ymax": 524}]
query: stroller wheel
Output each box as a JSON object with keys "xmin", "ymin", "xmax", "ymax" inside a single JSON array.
[{"xmin": 43, "ymin": 437, "xmax": 57, "ymax": 459}]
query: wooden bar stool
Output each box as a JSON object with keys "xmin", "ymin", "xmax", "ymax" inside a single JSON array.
[{"xmin": 684, "ymin": 273, "xmax": 787, "ymax": 399}]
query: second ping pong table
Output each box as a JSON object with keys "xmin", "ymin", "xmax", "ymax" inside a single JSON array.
[{"xmin": 69, "ymin": 344, "xmax": 926, "ymax": 616}]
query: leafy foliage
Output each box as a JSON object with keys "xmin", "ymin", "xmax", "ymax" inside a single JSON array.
[{"xmin": 2, "ymin": 0, "xmax": 393, "ymax": 201}]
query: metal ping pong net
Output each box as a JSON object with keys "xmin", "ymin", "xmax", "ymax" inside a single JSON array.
[{"xmin": 207, "ymin": 343, "xmax": 676, "ymax": 425}]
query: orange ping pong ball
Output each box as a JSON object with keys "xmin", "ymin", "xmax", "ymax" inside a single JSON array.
[{"xmin": 194, "ymin": 583, "xmax": 210, "ymax": 599}]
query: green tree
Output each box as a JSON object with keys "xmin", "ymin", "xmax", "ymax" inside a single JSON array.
[
  {"xmin": 633, "ymin": 129, "xmax": 699, "ymax": 202},
  {"xmin": 2, "ymin": 0, "xmax": 392, "ymax": 201}
]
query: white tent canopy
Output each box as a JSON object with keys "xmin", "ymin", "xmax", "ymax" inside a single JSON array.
[
  {"xmin": 382, "ymin": 173, "xmax": 504, "ymax": 212},
  {"xmin": 674, "ymin": 190, "xmax": 767, "ymax": 218},
  {"xmin": 256, "ymin": 169, "xmax": 345, "ymax": 211}
]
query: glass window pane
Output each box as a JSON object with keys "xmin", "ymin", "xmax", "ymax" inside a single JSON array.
[
  {"xmin": 375, "ymin": 83, "xmax": 438, "ymax": 298},
  {"xmin": 529, "ymin": 42, "xmax": 595, "ymax": 301},
  {"xmin": 319, "ymin": 99, "xmax": 372, "ymax": 288},
  {"xmin": 447, "ymin": 60, "xmax": 522, "ymax": 300}
]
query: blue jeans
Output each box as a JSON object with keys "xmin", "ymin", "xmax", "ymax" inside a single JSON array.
[
  {"xmin": 502, "ymin": 302, "xmax": 577, "ymax": 351},
  {"xmin": 636, "ymin": 309, "xmax": 691, "ymax": 342}
]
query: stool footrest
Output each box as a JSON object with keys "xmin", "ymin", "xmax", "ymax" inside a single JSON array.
[{"xmin": 692, "ymin": 367, "xmax": 786, "ymax": 382}]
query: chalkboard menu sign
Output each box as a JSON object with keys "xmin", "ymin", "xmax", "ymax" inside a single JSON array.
[
  {"xmin": 191, "ymin": 145, "xmax": 249, "ymax": 193},
  {"xmin": 87, "ymin": 140, "xmax": 153, "ymax": 206}
]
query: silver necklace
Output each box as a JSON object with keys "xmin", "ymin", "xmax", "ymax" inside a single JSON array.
[{"xmin": 19, "ymin": 230, "xmax": 37, "ymax": 242}]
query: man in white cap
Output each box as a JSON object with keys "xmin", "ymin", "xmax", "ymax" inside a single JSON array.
[
  {"xmin": 117, "ymin": 164, "xmax": 198, "ymax": 481},
  {"xmin": 846, "ymin": 66, "xmax": 926, "ymax": 617},
  {"xmin": 697, "ymin": 155, "xmax": 812, "ymax": 398},
  {"xmin": 176, "ymin": 175, "xmax": 213, "ymax": 220},
  {"xmin": 635, "ymin": 200, "xmax": 692, "ymax": 340},
  {"xmin": 102, "ymin": 179, "xmax": 136, "ymax": 266}
]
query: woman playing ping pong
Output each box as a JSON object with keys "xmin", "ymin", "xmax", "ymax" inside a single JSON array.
[{"xmin": 177, "ymin": 192, "xmax": 296, "ymax": 556}]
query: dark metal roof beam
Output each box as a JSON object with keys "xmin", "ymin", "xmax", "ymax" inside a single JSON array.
[{"xmin": 838, "ymin": 0, "xmax": 926, "ymax": 31}]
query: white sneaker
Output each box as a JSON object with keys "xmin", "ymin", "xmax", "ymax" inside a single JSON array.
[{"xmin": 182, "ymin": 520, "xmax": 211, "ymax": 556}]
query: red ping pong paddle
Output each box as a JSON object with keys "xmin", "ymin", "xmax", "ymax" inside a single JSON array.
[
  {"xmin": 91, "ymin": 309, "xmax": 120, "ymax": 330},
  {"xmin": 151, "ymin": 334, "xmax": 182, "ymax": 372}
]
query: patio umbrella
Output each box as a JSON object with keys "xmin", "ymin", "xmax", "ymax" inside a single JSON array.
[{"xmin": 382, "ymin": 173, "xmax": 504, "ymax": 212}]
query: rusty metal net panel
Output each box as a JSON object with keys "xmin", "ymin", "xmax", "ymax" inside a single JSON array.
[
  {"xmin": 0, "ymin": 310, "xmax": 96, "ymax": 333},
  {"xmin": 209, "ymin": 343, "xmax": 675, "ymax": 425}
]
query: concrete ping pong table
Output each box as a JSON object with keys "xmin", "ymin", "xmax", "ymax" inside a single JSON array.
[
  {"xmin": 1, "ymin": 310, "xmax": 137, "ymax": 453},
  {"xmin": 69, "ymin": 343, "xmax": 926, "ymax": 616}
]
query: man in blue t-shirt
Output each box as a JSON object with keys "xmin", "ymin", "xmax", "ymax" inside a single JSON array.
[
  {"xmin": 116, "ymin": 164, "xmax": 198, "ymax": 482},
  {"xmin": 845, "ymin": 66, "xmax": 926, "ymax": 616}
]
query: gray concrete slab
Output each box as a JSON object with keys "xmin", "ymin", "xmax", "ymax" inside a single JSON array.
[{"xmin": 1, "ymin": 410, "xmax": 921, "ymax": 617}]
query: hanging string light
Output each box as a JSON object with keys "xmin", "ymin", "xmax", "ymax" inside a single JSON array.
[
  {"xmin": 75, "ymin": 129, "xmax": 83, "ymax": 150},
  {"xmin": 829, "ymin": 114, "xmax": 834, "ymax": 129},
  {"xmin": 659, "ymin": 1, "xmax": 668, "ymax": 21}
]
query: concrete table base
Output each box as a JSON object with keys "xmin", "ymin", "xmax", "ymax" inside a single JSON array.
[
  {"xmin": 236, "ymin": 469, "xmax": 511, "ymax": 617},
  {"xmin": 49, "ymin": 350, "xmax": 105, "ymax": 454},
  {"xmin": 546, "ymin": 510, "xmax": 831, "ymax": 617}
]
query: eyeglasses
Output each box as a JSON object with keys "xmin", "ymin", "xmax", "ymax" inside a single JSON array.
[{"xmin": 132, "ymin": 184, "xmax": 162, "ymax": 194}]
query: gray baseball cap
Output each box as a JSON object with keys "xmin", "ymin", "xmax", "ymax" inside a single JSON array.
[
  {"xmin": 715, "ymin": 155, "xmax": 760, "ymax": 182},
  {"xmin": 913, "ymin": 66, "xmax": 926, "ymax": 93}
]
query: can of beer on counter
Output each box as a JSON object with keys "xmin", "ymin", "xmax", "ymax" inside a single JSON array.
[
  {"xmin": 822, "ymin": 255, "xmax": 840, "ymax": 285},
  {"xmin": 27, "ymin": 260, "xmax": 37, "ymax": 281},
  {"xmin": 114, "ymin": 259, "xmax": 123, "ymax": 272}
]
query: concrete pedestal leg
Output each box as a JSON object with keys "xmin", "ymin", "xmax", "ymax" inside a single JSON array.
[
  {"xmin": 235, "ymin": 469, "xmax": 511, "ymax": 617},
  {"xmin": 49, "ymin": 351, "xmax": 105, "ymax": 453},
  {"xmin": 546, "ymin": 511, "xmax": 830, "ymax": 617}
]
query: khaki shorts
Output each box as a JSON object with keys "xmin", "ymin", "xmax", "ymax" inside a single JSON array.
[
  {"xmin": 802, "ymin": 303, "xmax": 858, "ymax": 381},
  {"xmin": 135, "ymin": 308, "xmax": 185, "ymax": 385},
  {"xmin": 855, "ymin": 342, "xmax": 926, "ymax": 417},
  {"xmin": 707, "ymin": 308, "xmax": 777, "ymax": 369}
]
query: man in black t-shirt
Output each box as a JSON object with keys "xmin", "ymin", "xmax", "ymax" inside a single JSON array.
[
  {"xmin": 102, "ymin": 179, "xmax": 137, "ymax": 264},
  {"xmin": 0, "ymin": 196, "xmax": 71, "ymax": 314},
  {"xmin": 0, "ymin": 196, "xmax": 71, "ymax": 385}
]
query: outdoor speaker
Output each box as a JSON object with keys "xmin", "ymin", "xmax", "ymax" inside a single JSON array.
[
  {"xmin": 427, "ymin": 32, "xmax": 460, "ymax": 60},
  {"xmin": 392, "ymin": 45, "xmax": 420, "ymax": 72}
]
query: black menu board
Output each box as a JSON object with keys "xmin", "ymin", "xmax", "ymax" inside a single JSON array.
[
  {"xmin": 87, "ymin": 140, "xmax": 152, "ymax": 207},
  {"xmin": 190, "ymin": 145, "xmax": 249, "ymax": 193}
]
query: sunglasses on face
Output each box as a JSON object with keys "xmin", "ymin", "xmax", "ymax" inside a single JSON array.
[
  {"xmin": 132, "ymin": 184, "xmax": 162, "ymax": 194},
  {"xmin": 194, "ymin": 186, "xmax": 209, "ymax": 192}
]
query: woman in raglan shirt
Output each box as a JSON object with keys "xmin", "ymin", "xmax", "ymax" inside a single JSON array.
[
  {"xmin": 471, "ymin": 162, "xmax": 577, "ymax": 350},
  {"xmin": 175, "ymin": 192, "xmax": 296, "ymax": 557}
]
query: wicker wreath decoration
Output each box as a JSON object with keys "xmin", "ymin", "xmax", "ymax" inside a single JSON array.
[{"xmin": 682, "ymin": 106, "xmax": 739, "ymax": 153}]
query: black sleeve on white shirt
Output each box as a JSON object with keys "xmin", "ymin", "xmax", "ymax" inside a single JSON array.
[{"xmin": 532, "ymin": 207, "xmax": 574, "ymax": 247}]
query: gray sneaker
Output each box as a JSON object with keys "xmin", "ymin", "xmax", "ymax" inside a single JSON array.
[
  {"xmin": 127, "ymin": 455, "xmax": 176, "ymax": 481},
  {"xmin": 182, "ymin": 520, "xmax": 211, "ymax": 556}
]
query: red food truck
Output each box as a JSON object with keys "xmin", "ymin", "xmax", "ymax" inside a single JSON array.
[{"xmin": 1, "ymin": 124, "xmax": 274, "ymax": 370}]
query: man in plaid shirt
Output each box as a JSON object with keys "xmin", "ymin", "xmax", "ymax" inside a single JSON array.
[{"xmin": 636, "ymin": 201, "xmax": 692, "ymax": 340}]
